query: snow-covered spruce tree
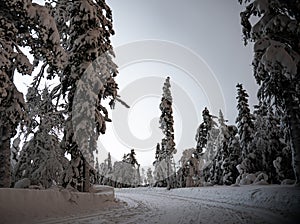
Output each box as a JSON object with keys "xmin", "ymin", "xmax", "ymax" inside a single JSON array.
[
  {"xmin": 251, "ymin": 102, "xmax": 269, "ymax": 174},
  {"xmin": 154, "ymin": 143, "xmax": 161, "ymax": 162},
  {"xmin": 224, "ymin": 125, "xmax": 241, "ymax": 185},
  {"xmin": 0, "ymin": 0, "xmax": 66, "ymax": 187},
  {"xmin": 123, "ymin": 149, "xmax": 140, "ymax": 167},
  {"xmin": 235, "ymin": 83, "xmax": 257, "ymax": 183},
  {"xmin": 50, "ymin": 0, "xmax": 119, "ymax": 192},
  {"xmin": 195, "ymin": 107, "xmax": 218, "ymax": 184},
  {"xmin": 123, "ymin": 149, "xmax": 141, "ymax": 187},
  {"xmin": 153, "ymin": 143, "xmax": 166, "ymax": 187},
  {"xmin": 218, "ymin": 109, "xmax": 226, "ymax": 126},
  {"xmin": 111, "ymin": 150, "xmax": 140, "ymax": 188},
  {"xmin": 178, "ymin": 148, "xmax": 198, "ymax": 187},
  {"xmin": 98, "ymin": 152, "xmax": 113, "ymax": 185},
  {"xmin": 209, "ymin": 110, "xmax": 229, "ymax": 185},
  {"xmin": 0, "ymin": 63, "xmax": 27, "ymax": 188},
  {"xmin": 146, "ymin": 167, "xmax": 154, "ymax": 186},
  {"xmin": 140, "ymin": 168, "xmax": 145, "ymax": 186},
  {"xmin": 13, "ymin": 87, "xmax": 68, "ymax": 188},
  {"xmin": 107, "ymin": 152, "xmax": 113, "ymax": 174},
  {"xmin": 155, "ymin": 77, "xmax": 176, "ymax": 189},
  {"xmin": 216, "ymin": 111, "xmax": 242, "ymax": 186},
  {"xmin": 253, "ymin": 102, "xmax": 293, "ymax": 183},
  {"xmin": 195, "ymin": 107, "xmax": 218, "ymax": 156},
  {"xmin": 239, "ymin": 0, "xmax": 300, "ymax": 185},
  {"xmin": 203, "ymin": 110, "xmax": 228, "ymax": 185},
  {"xmin": 112, "ymin": 161, "xmax": 135, "ymax": 188},
  {"xmin": 201, "ymin": 110, "xmax": 239, "ymax": 185},
  {"xmin": 236, "ymin": 83, "xmax": 255, "ymax": 159}
]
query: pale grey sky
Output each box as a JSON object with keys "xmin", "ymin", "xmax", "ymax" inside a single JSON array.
[{"xmin": 108, "ymin": 0, "xmax": 258, "ymax": 124}]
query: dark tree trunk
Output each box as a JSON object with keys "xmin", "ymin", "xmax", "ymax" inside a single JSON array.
[
  {"xmin": 0, "ymin": 126, "xmax": 11, "ymax": 188},
  {"xmin": 83, "ymin": 159, "xmax": 90, "ymax": 192},
  {"xmin": 285, "ymin": 95, "xmax": 300, "ymax": 185},
  {"xmin": 136, "ymin": 165, "xmax": 140, "ymax": 187},
  {"xmin": 166, "ymin": 156, "xmax": 172, "ymax": 190}
]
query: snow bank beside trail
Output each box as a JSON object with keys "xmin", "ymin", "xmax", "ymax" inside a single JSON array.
[
  {"xmin": 168, "ymin": 185, "xmax": 300, "ymax": 215},
  {"xmin": 0, "ymin": 185, "xmax": 117, "ymax": 224}
]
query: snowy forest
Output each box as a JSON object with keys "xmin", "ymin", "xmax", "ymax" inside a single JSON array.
[{"xmin": 0, "ymin": 0, "xmax": 300, "ymax": 223}]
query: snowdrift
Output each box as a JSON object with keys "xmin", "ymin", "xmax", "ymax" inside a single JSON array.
[{"xmin": 0, "ymin": 185, "xmax": 116, "ymax": 224}]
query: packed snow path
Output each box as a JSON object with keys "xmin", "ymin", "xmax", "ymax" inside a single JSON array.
[{"xmin": 38, "ymin": 185, "xmax": 299, "ymax": 224}]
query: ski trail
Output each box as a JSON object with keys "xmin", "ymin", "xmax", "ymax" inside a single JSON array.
[{"xmin": 37, "ymin": 188, "xmax": 296, "ymax": 224}]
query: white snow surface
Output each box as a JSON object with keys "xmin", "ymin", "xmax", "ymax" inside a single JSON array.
[
  {"xmin": 115, "ymin": 185, "xmax": 299, "ymax": 224},
  {"xmin": 0, "ymin": 185, "xmax": 116, "ymax": 224},
  {"xmin": 1, "ymin": 185, "xmax": 299, "ymax": 224}
]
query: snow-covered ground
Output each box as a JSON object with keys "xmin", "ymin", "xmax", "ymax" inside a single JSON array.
[
  {"xmin": 0, "ymin": 185, "xmax": 117, "ymax": 224},
  {"xmin": 1, "ymin": 185, "xmax": 299, "ymax": 224},
  {"xmin": 115, "ymin": 185, "xmax": 300, "ymax": 224}
]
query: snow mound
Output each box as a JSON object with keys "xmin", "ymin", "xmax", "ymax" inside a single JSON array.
[{"xmin": 0, "ymin": 185, "xmax": 117, "ymax": 224}]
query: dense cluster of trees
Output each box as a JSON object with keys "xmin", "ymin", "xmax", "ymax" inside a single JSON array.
[
  {"xmin": 151, "ymin": 83, "xmax": 294, "ymax": 188},
  {"xmin": 239, "ymin": 0, "xmax": 300, "ymax": 185},
  {"xmin": 150, "ymin": 77, "xmax": 294, "ymax": 187},
  {"xmin": 174, "ymin": 86, "xmax": 293, "ymax": 188},
  {"xmin": 0, "ymin": 0, "xmax": 121, "ymax": 191},
  {"xmin": 94, "ymin": 150, "xmax": 151, "ymax": 188},
  {"xmin": 150, "ymin": 0, "xmax": 300, "ymax": 187}
]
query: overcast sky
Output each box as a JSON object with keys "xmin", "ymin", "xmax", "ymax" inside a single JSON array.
[{"xmin": 108, "ymin": 0, "xmax": 258, "ymax": 116}]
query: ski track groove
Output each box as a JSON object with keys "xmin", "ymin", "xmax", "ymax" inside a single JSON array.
[
  {"xmin": 122, "ymin": 191, "xmax": 246, "ymax": 224},
  {"xmin": 117, "ymin": 190, "xmax": 252, "ymax": 224}
]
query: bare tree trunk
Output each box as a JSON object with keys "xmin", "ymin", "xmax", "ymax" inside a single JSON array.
[
  {"xmin": 137, "ymin": 165, "xmax": 140, "ymax": 187},
  {"xmin": 83, "ymin": 159, "xmax": 90, "ymax": 192},
  {"xmin": 285, "ymin": 97, "xmax": 300, "ymax": 186},
  {"xmin": 166, "ymin": 156, "xmax": 171, "ymax": 190},
  {"xmin": 173, "ymin": 157, "xmax": 177, "ymax": 188},
  {"xmin": 0, "ymin": 126, "xmax": 11, "ymax": 188}
]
